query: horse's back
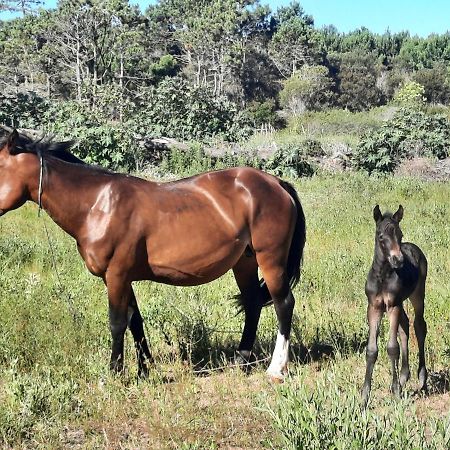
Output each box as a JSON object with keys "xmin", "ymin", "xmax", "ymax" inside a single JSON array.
[
  {"xmin": 402, "ymin": 242, "xmax": 427, "ymax": 278},
  {"xmin": 137, "ymin": 167, "xmax": 298, "ymax": 285}
]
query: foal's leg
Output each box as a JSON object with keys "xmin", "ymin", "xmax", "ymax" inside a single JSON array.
[
  {"xmin": 398, "ymin": 307, "xmax": 411, "ymax": 388},
  {"xmin": 410, "ymin": 285, "xmax": 428, "ymax": 392},
  {"xmin": 361, "ymin": 304, "xmax": 383, "ymax": 408},
  {"xmin": 233, "ymin": 255, "xmax": 262, "ymax": 364},
  {"xmin": 128, "ymin": 288, "xmax": 153, "ymax": 378},
  {"xmin": 105, "ymin": 273, "xmax": 131, "ymax": 373},
  {"xmin": 386, "ymin": 305, "xmax": 401, "ymax": 396}
]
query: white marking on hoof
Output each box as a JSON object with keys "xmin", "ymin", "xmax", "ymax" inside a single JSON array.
[{"xmin": 267, "ymin": 331, "xmax": 289, "ymax": 380}]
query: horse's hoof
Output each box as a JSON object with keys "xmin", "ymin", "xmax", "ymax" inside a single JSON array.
[
  {"xmin": 235, "ymin": 351, "xmax": 253, "ymax": 374},
  {"xmin": 266, "ymin": 369, "xmax": 285, "ymax": 384},
  {"xmin": 400, "ymin": 368, "xmax": 411, "ymax": 387},
  {"xmin": 390, "ymin": 383, "xmax": 401, "ymax": 397},
  {"xmin": 137, "ymin": 368, "xmax": 149, "ymax": 380},
  {"xmin": 268, "ymin": 374, "xmax": 284, "ymax": 384}
]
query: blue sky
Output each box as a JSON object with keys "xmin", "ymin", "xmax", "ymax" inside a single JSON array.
[{"xmin": 1, "ymin": 0, "xmax": 449, "ymax": 37}]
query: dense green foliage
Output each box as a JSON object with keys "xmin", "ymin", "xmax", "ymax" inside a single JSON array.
[
  {"xmin": 354, "ymin": 108, "xmax": 450, "ymax": 173},
  {"xmin": 2, "ymin": 1, "xmax": 450, "ymax": 171}
]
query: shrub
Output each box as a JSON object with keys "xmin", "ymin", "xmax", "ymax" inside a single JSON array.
[
  {"xmin": 42, "ymin": 101, "xmax": 136, "ymax": 170},
  {"xmin": 279, "ymin": 65, "xmax": 332, "ymax": 115},
  {"xmin": 354, "ymin": 108, "xmax": 450, "ymax": 173},
  {"xmin": 0, "ymin": 93, "xmax": 48, "ymax": 129},
  {"xmin": 245, "ymin": 99, "xmax": 284, "ymax": 129},
  {"xmin": 264, "ymin": 143, "xmax": 316, "ymax": 178},
  {"xmin": 394, "ymin": 81, "xmax": 426, "ymax": 109},
  {"xmin": 130, "ymin": 77, "xmax": 253, "ymax": 142}
]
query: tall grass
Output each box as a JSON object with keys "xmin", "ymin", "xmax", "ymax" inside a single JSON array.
[{"xmin": 0, "ymin": 172, "xmax": 449, "ymax": 448}]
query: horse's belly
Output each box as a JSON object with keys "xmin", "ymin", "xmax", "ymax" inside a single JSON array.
[{"xmin": 146, "ymin": 237, "xmax": 248, "ymax": 286}]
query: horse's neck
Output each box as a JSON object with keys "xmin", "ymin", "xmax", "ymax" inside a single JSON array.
[
  {"xmin": 36, "ymin": 159, "xmax": 104, "ymax": 239},
  {"xmin": 371, "ymin": 245, "xmax": 392, "ymax": 278}
]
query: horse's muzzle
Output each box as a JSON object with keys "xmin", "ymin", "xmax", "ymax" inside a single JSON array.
[{"xmin": 389, "ymin": 253, "xmax": 404, "ymax": 269}]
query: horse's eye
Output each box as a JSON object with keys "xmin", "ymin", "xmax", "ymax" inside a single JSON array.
[{"xmin": 378, "ymin": 234, "xmax": 383, "ymax": 241}]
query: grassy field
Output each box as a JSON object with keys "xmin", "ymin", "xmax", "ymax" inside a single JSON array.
[{"xmin": 0, "ymin": 172, "xmax": 449, "ymax": 448}]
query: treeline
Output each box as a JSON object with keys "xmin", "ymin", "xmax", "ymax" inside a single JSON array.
[{"xmin": 1, "ymin": 0, "xmax": 450, "ymax": 169}]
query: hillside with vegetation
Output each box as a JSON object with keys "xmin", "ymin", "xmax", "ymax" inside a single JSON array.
[
  {"xmin": 1, "ymin": 0, "xmax": 450, "ymax": 174},
  {"xmin": 1, "ymin": 1, "xmax": 450, "ymax": 448}
]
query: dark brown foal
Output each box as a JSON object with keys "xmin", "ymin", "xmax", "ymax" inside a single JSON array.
[{"xmin": 361, "ymin": 205, "xmax": 427, "ymax": 408}]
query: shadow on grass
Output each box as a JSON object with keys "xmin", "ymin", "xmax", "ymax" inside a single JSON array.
[
  {"xmin": 176, "ymin": 327, "xmax": 367, "ymax": 377},
  {"xmin": 150, "ymin": 306, "xmax": 367, "ymax": 377},
  {"xmin": 426, "ymin": 369, "xmax": 450, "ymax": 395}
]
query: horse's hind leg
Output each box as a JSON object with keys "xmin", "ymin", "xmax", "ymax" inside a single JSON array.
[
  {"xmin": 410, "ymin": 283, "xmax": 428, "ymax": 392},
  {"xmin": 233, "ymin": 254, "xmax": 263, "ymax": 365},
  {"xmin": 258, "ymin": 263, "xmax": 294, "ymax": 381},
  {"xmin": 398, "ymin": 306, "xmax": 411, "ymax": 388},
  {"xmin": 128, "ymin": 288, "xmax": 153, "ymax": 378}
]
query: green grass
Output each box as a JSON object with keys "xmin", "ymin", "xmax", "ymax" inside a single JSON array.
[{"xmin": 0, "ymin": 172, "xmax": 449, "ymax": 448}]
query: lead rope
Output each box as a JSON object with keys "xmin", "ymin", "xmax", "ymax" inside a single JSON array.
[
  {"xmin": 37, "ymin": 150, "xmax": 43, "ymax": 217},
  {"xmin": 36, "ymin": 151, "xmax": 80, "ymax": 321}
]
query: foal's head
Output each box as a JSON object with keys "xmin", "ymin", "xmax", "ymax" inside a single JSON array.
[{"xmin": 373, "ymin": 204, "xmax": 404, "ymax": 269}]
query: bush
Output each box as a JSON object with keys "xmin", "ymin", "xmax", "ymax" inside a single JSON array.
[
  {"xmin": 131, "ymin": 77, "xmax": 253, "ymax": 142},
  {"xmin": 264, "ymin": 143, "xmax": 316, "ymax": 178},
  {"xmin": 245, "ymin": 99, "xmax": 284, "ymax": 129},
  {"xmin": 42, "ymin": 101, "xmax": 136, "ymax": 170},
  {"xmin": 0, "ymin": 93, "xmax": 48, "ymax": 129},
  {"xmin": 279, "ymin": 65, "xmax": 332, "ymax": 115},
  {"xmin": 354, "ymin": 108, "xmax": 450, "ymax": 173},
  {"xmin": 153, "ymin": 142, "xmax": 315, "ymax": 179},
  {"xmin": 394, "ymin": 81, "xmax": 426, "ymax": 109}
]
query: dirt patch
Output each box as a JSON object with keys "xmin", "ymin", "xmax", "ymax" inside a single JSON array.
[{"xmin": 396, "ymin": 157, "xmax": 450, "ymax": 181}]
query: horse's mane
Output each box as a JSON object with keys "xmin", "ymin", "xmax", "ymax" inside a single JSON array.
[
  {"xmin": 0, "ymin": 128, "xmax": 117, "ymax": 177},
  {"xmin": 0, "ymin": 128, "xmax": 84, "ymax": 165}
]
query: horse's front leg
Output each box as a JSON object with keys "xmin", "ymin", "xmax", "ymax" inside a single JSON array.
[
  {"xmin": 387, "ymin": 305, "xmax": 401, "ymax": 396},
  {"xmin": 105, "ymin": 273, "xmax": 131, "ymax": 374},
  {"xmin": 128, "ymin": 288, "xmax": 153, "ymax": 378},
  {"xmin": 361, "ymin": 303, "xmax": 383, "ymax": 408}
]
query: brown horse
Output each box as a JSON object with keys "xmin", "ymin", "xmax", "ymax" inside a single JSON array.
[{"xmin": 0, "ymin": 129, "xmax": 306, "ymax": 380}]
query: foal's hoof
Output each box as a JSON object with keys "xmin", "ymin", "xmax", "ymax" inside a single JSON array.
[
  {"xmin": 390, "ymin": 382, "xmax": 401, "ymax": 397},
  {"xmin": 418, "ymin": 367, "xmax": 428, "ymax": 391},
  {"xmin": 400, "ymin": 369, "xmax": 411, "ymax": 388},
  {"xmin": 137, "ymin": 366, "xmax": 149, "ymax": 380}
]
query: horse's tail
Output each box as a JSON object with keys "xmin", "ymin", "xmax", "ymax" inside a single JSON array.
[
  {"xmin": 236, "ymin": 180, "xmax": 306, "ymax": 312},
  {"xmin": 280, "ymin": 180, "xmax": 306, "ymax": 290}
]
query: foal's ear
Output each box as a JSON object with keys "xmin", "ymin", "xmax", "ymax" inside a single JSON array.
[
  {"xmin": 373, "ymin": 205, "xmax": 382, "ymax": 223},
  {"xmin": 1, "ymin": 129, "xmax": 18, "ymax": 153},
  {"xmin": 393, "ymin": 204, "xmax": 404, "ymax": 222}
]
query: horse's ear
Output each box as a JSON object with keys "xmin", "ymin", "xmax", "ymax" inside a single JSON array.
[
  {"xmin": 393, "ymin": 204, "xmax": 404, "ymax": 222},
  {"xmin": 373, "ymin": 205, "xmax": 382, "ymax": 223},
  {"xmin": 1, "ymin": 129, "xmax": 19, "ymax": 153}
]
